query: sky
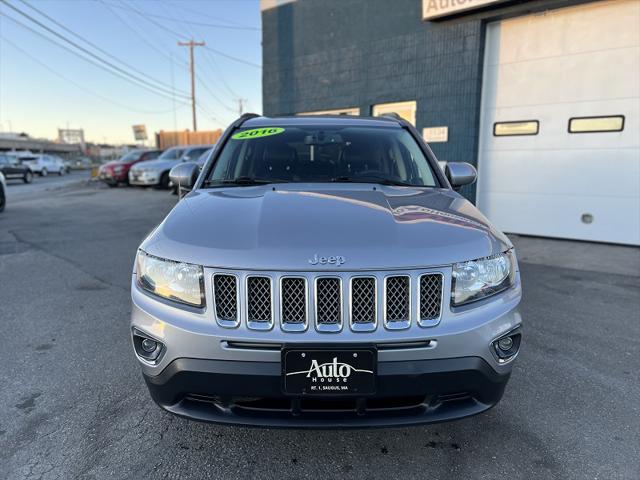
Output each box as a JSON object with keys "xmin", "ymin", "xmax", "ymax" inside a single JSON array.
[{"xmin": 0, "ymin": 0, "xmax": 262, "ymax": 144}]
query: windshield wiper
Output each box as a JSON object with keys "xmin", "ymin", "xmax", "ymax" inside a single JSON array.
[
  {"xmin": 330, "ymin": 176, "xmax": 417, "ymax": 187},
  {"xmin": 204, "ymin": 176, "xmax": 290, "ymax": 187}
]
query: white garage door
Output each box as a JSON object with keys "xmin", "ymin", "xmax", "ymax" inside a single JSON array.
[{"xmin": 476, "ymin": 0, "xmax": 640, "ymax": 245}]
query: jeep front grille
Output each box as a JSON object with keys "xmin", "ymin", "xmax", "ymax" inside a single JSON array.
[
  {"xmin": 212, "ymin": 270, "xmax": 444, "ymax": 332},
  {"xmin": 385, "ymin": 276, "xmax": 410, "ymax": 329},
  {"xmin": 213, "ymin": 274, "xmax": 238, "ymax": 327},
  {"xmin": 350, "ymin": 277, "xmax": 376, "ymax": 331},
  {"xmin": 315, "ymin": 278, "xmax": 342, "ymax": 331},
  {"xmin": 281, "ymin": 277, "xmax": 307, "ymax": 331},
  {"xmin": 246, "ymin": 276, "xmax": 272, "ymax": 329},
  {"xmin": 419, "ymin": 273, "xmax": 443, "ymax": 327}
]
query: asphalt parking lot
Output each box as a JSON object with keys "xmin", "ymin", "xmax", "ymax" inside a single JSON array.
[{"xmin": 0, "ymin": 182, "xmax": 638, "ymax": 480}]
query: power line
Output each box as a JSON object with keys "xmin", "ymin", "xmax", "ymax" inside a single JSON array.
[
  {"xmin": 100, "ymin": 0, "xmax": 235, "ymax": 124},
  {"xmin": 108, "ymin": 0, "xmax": 188, "ymax": 40},
  {"xmin": 104, "ymin": 0, "xmax": 262, "ymax": 69},
  {"xmin": 97, "ymin": 0, "xmax": 187, "ymax": 69},
  {"xmin": 0, "ymin": 0, "xmax": 190, "ymax": 100},
  {"xmin": 106, "ymin": 2, "xmax": 260, "ymax": 31},
  {"xmin": 157, "ymin": 0, "xmax": 239, "ymax": 110},
  {"xmin": 203, "ymin": 45, "xmax": 261, "ymax": 69},
  {"xmin": 0, "ymin": 11, "xmax": 187, "ymax": 102},
  {"xmin": 15, "ymin": 0, "xmax": 188, "ymax": 96},
  {"xmin": 0, "ymin": 34, "xmax": 188, "ymax": 114},
  {"xmin": 166, "ymin": 0, "xmax": 258, "ymax": 29}
]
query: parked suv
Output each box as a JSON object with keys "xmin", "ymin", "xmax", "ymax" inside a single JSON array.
[
  {"xmin": 128, "ymin": 145, "xmax": 211, "ymax": 189},
  {"xmin": 20, "ymin": 154, "xmax": 67, "ymax": 176},
  {"xmin": 98, "ymin": 149, "xmax": 162, "ymax": 187},
  {"xmin": 0, "ymin": 153, "xmax": 33, "ymax": 183},
  {"xmin": 131, "ymin": 114, "xmax": 523, "ymax": 427}
]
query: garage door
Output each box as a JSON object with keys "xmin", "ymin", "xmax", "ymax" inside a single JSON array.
[{"xmin": 476, "ymin": 0, "xmax": 640, "ymax": 245}]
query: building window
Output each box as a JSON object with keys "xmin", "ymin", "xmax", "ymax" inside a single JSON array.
[
  {"xmin": 568, "ymin": 115, "xmax": 624, "ymax": 133},
  {"xmin": 493, "ymin": 120, "xmax": 539, "ymax": 136},
  {"xmin": 372, "ymin": 101, "xmax": 416, "ymax": 126},
  {"xmin": 298, "ymin": 107, "xmax": 360, "ymax": 116}
]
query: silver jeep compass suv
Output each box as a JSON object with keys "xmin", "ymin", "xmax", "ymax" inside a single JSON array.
[{"xmin": 130, "ymin": 114, "xmax": 522, "ymax": 427}]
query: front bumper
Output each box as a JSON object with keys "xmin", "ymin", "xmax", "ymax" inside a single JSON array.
[
  {"xmin": 129, "ymin": 172, "xmax": 160, "ymax": 186},
  {"xmin": 144, "ymin": 356, "xmax": 510, "ymax": 428},
  {"xmin": 99, "ymin": 172, "xmax": 126, "ymax": 184}
]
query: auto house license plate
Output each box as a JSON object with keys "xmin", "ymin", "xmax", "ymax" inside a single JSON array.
[{"xmin": 282, "ymin": 348, "xmax": 376, "ymax": 396}]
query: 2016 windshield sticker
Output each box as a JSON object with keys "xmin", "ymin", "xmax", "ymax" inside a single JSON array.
[{"xmin": 232, "ymin": 127, "xmax": 284, "ymax": 140}]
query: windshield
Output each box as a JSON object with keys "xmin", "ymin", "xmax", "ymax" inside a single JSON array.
[
  {"xmin": 205, "ymin": 125, "xmax": 437, "ymax": 187},
  {"xmin": 119, "ymin": 150, "xmax": 143, "ymax": 163},
  {"xmin": 158, "ymin": 148, "xmax": 185, "ymax": 161},
  {"xmin": 181, "ymin": 147, "xmax": 210, "ymax": 162}
]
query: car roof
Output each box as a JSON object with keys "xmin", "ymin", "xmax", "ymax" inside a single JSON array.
[{"xmin": 241, "ymin": 115, "xmax": 404, "ymax": 129}]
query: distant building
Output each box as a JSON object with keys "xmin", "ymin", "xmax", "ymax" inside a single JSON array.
[
  {"xmin": 0, "ymin": 132, "xmax": 81, "ymax": 157},
  {"xmin": 261, "ymin": 0, "xmax": 640, "ymax": 245}
]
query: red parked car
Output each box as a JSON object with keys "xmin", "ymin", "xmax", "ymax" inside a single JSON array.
[{"xmin": 98, "ymin": 149, "xmax": 163, "ymax": 187}]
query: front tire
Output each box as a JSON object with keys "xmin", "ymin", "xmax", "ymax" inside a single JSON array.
[
  {"xmin": 23, "ymin": 171, "xmax": 33, "ymax": 184},
  {"xmin": 58, "ymin": 168, "xmax": 65, "ymax": 176},
  {"xmin": 158, "ymin": 172, "xmax": 170, "ymax": 190},
  {"xmin": 40, "ymin": 168, "xmax": 48, "ymax": 177},
  {"xmin": 0, "ymin": 188, "xmax": 5, "ymax": 212}
]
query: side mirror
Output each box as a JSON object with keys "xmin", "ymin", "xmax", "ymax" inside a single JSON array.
[
  {"xmin": 169, "ymin": 162, "xmax": 199, "ymax": 197},
  {"xmin": 445, "ymin": 162, "xmax": 477, "ymax": 190}
]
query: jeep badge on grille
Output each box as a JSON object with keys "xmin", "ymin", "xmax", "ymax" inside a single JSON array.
[{"xmin": 308, "ymin": 254, "xmax": 346, "ymax": 266}]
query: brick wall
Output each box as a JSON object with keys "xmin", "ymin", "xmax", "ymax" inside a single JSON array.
[{"xmin": 262, "ymin": 0, "xmax": 485, "ymax": 200}]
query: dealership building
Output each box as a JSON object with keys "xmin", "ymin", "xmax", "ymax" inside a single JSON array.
[{"xmin": 260, "ymin": 0, "xmax": 639, "ymax": 245}]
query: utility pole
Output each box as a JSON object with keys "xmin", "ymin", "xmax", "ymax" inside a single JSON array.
[
  {"xmin": 236, "ymin": 98, "xmax": 247, "ymax": 116},
  {"xmin": 178, "ymin": 40, "xmax": 205, "ymax": 131}
]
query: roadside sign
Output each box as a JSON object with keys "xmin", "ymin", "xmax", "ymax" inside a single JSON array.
[{"xmin": 132, "ymin": 125, "xmax": 148, "ymax": 141}]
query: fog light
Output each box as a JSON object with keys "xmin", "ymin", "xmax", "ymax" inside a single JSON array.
[
  {"xmin": 497, "ymin": 337, "xmax": 513, "ymax": 351},
  {"xmin": 132, "ymin": 329, "xmax": 164, "ymax": 363},
  {"xmin": 141, "ymin": 338, "xmax": 157, "ymax": 353},
  {"xmin": 491, "ymin": 328, "xmax": 521, "ymax": 362}
]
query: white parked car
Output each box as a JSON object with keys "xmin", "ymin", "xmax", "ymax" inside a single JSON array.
[{"xmin": 21, "ymin": 154, "xmax": 68, "ymax": 176}]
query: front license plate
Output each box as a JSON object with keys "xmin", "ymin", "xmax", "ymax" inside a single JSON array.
[{"xmin": 282, "ymin": 348, "xmax": 376, "ymax": 396}]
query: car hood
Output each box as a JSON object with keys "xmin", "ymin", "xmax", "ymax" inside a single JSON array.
[
  {"xmin": 131, "ymin": 159, "xmax": 179, "ymax": 171},
  {"xmin": 141, "ymin": 184, "xmax": 512, "ymax": 271},
  {"xmin": 102, "ymin": 161, "xmax": 127, "ymax": 169}
]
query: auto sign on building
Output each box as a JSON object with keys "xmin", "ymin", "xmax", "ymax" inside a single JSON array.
[{"xmin": 261, "ymin": 0, "xmax": 640, "ymax": 245}]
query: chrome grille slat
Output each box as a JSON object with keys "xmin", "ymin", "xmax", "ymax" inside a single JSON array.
[
  {"xmin": 213, "ymin": 274, "xmax": 238, "ymax": 327},
  {"xmin": 350, "ymin": 277, "xmax": 376, "ymax": 330},
  {"xmin": 419, "ymin": 274, "xmax": 443, "ymax": 327},
  {"xmin": 247, "ymin": 276, "xmax": 272, "ymax": 327},
  {"xmin": 315, "ymin": 277, "xmax": 342, "ymax": 331},
  {"xmin": 385, "ymin": 276, "xmax": 410, "ymax": 329},
  {"xmin": 281, "ymin": 277, "xmax": 307, "ymax": 326}
]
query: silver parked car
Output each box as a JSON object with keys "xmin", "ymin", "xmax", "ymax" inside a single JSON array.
[
  {"xmin": 128, "ymin": 145, "xmax": 211, "ymax": 189},
  {"xmin": 131, "ymin": 114, "xmax": 523, "ymax": 427},
  {"xmin": 20, "ymin": 154, "xmax": 67, "ymax": 176}
]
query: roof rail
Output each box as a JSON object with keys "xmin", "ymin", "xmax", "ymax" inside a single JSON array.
[
  {"xmin": 236, "ymin": 113, "xmax": 260, "ymax": 126},
  {"xmin": 379, "ymin": 112, "xmax": 404, "ymax": 122}
]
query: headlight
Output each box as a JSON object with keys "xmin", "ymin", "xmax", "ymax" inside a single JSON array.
[
  {"xmin": 452, "ymin": 250, "xmax": 516, "ymax": 306},
  {"xmin": 136, "ymin": 250, "xmax": 205, "ymax": 307},
  {"xmin": 113, "ymin": 165, "xmax": 124, "ymax": 173}
]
